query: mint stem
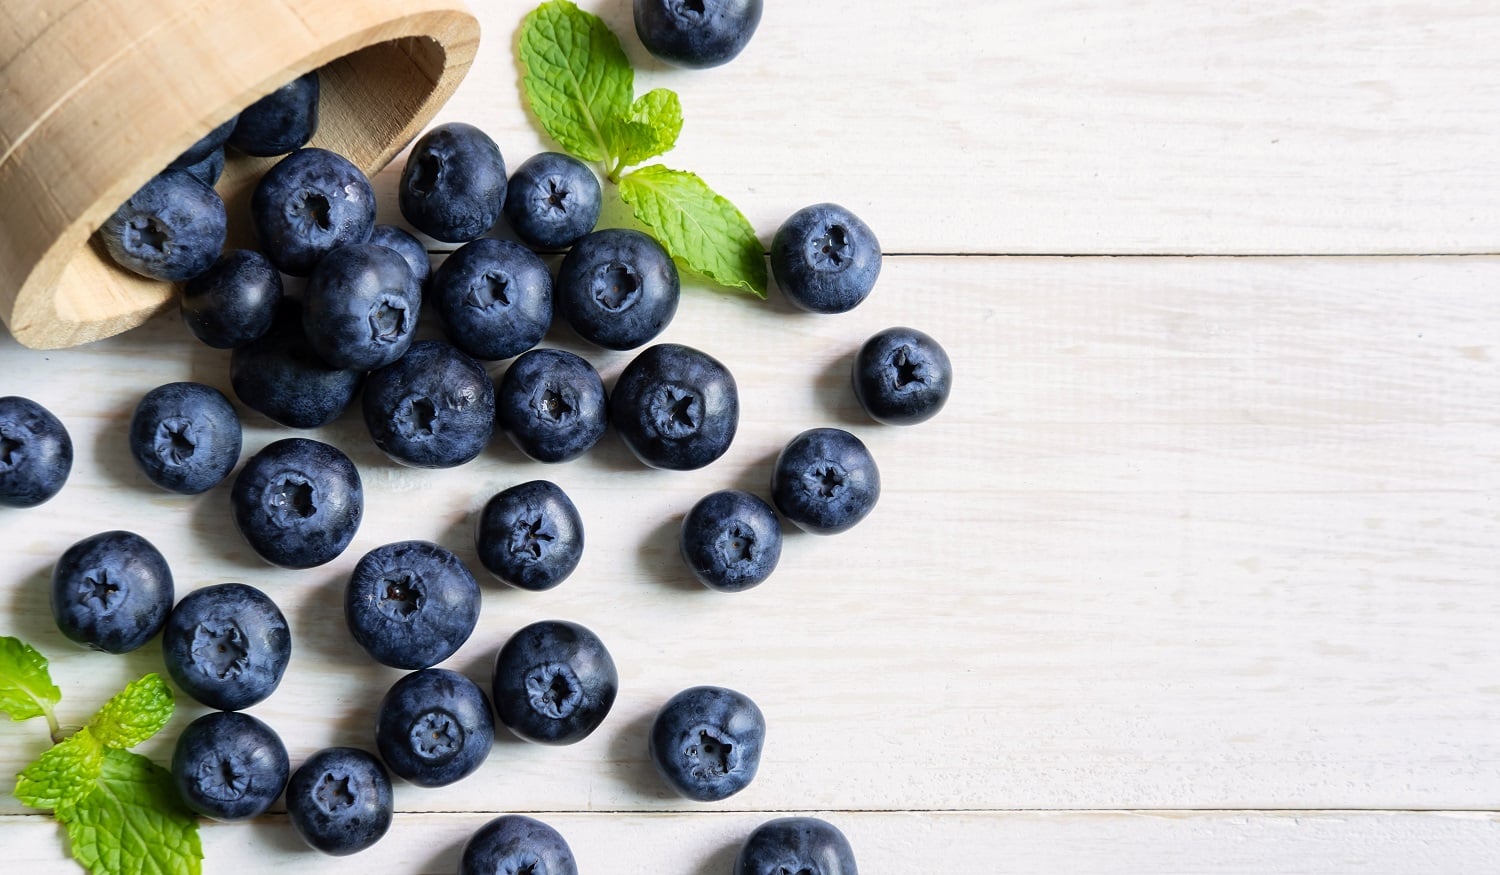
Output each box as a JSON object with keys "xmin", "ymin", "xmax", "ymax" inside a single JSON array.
[{"xmin": 44, "ymin": 706, "xmax": 62, "ymax": 745}]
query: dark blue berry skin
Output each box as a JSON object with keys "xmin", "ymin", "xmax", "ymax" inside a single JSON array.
[
  {"xmin": 460, "ymin": 815, "xmax": 578, "ymax": 875},
  {"xmin": 251, "ymin": 147, "xmax": 375, "ymax": 276},
  {"xmin": 230, "ymin": 299, "xmax": 363, "ymax": 429},
  {"xmin": 474, "ymin": 480, "xmax": 584, "ymax": 592},
  {"xmin": 228, "ymin": 71, "xmax": 319, "ymax": 157},
  {"xmin": 634, "ymin": 0, "xmax": 763, "ymax": 69},
  {"xmin": 399, "ymin": 122, "xmax": 506, "ymax": 243},
  {"xmin": 495, "ymin": 349, "xmax": 608, "ymax": 464},
  {"xmin": 100, "ymin": 170, "xmax": 226, "ymax": 281},
  {"xmin": 736, "ymin": 817, "xmax": 859, "ymax": 875},
  {"xmin": 303, "ymin": 243, "xmax": 421, "ymax": 371},
  {"xmin": 853, "ymin": 326, "xmax": 953, "ymax": 425},
  {"xmin": 375, "ymin": 668, "xmax": 494, "ymax": 788},
  {"xmin": 649, "ymin": 685, "xmax": 765, "ymax": 802},
  {"xmin": 178, "ymin": 146, "xmax": 225, "ymax": 187},
  {"xmin": 368, "ymin": 224, "xmax": 431, "ymax": 289},
  {"xmin": 167, "ymin": 115, "xmax": 237, "ymax": 170},
  {"xmin": 492, "ymin": 620, "xmax": 617, "ymax": 745},
  {"xmin": 610, "ymin": 343, "xmax": 738, "ymax": 471},
  {"xmin": 0, "ymin": 396, "xmax": 72, "ymax": 508},
  {"xmin": 285, "ymin": 747, "xmax": 394, "ymax": 856},
  {"xmin": 770, "ymin": 204, "xmax": 881, "ymax": 314},
  {"xmin": 50, "ymin": 531, "xmax": 173, "ymax": 654},
  {"xmin": 129, "ymin": 382, "xmax": 241, "ymax": 495},
  {"xmin": 771, "ymin": 428, "xmax": 880, "ymax": 535},
  {"xmin": 362, "ymin": 340, "xmax": 495, "ymax": 469},
  {"xmin": 231, "ymin": 438, "xmax": 363, "ymax": 569},
  {"xmin": 345, "ymin": 540, "xmax": 480, "ymax": 670},
  {"xmin": 502, "ymin": 152, "xmax": 601, "ymax": 250},
  {"xmin": 162, "ymin": 582, "xmax": 290, "ymax": 711},
  {"xmin": 679, "ymin": 490, "xmax": 781, "ymax": 592},
  {"xmin": 430, "ymin": 238, "xmax": 552, "ymax": 362},
  {"xmin": 181, "ymin": 249, "xmax": 283, "ymax": 349},
  {"xmin": 556, "ymin": 229, "xmax": 679, "ymax": 351},
  {"xmin": 172, "ymin": 710, "xmax": 289, "ymax": 821}
]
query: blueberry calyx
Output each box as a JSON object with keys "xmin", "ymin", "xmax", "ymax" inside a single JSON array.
[
  {"xmin": 525, "ymin": 663, "xmax": 583, "ymax": 719},
  {"xmin": 314, "ymin": 772, "xmax": 357, "ymax": 812},
  {"xmin": 532, "ymin": 385, "xmax": 578, "ymax": 425},
  {"xmin": 378, "ymin": 574, "xmax": 425, "ymax": 620},
  {"xmin": 126, "ymin": 217, "xmax": 170, "ymax": 255},
  {"xmin": 190, "ymin": 620, "xmax": 249, "ymax": 680},
  {"xmin": 411, "ymin": 710, "xmax": 463, "ymax": 762},
  {"xmin": 592, "ymin": 263, "xmax": 641, "ymax": 311},
  {"xmin": 808, "ymin": 224, "xmax": 851, "ymax": 271},
  {"xmin": 78, "ymin": 569, "xmax": 121, "ymax": 613},
  {"xmin": 265, "ymin": 473, "xmax": 317, "ymax": 524},
  {"xmin": 0, "ymin": 433, "xmax": 20, "ymax": 467},
  {"xmin": 510, "ymin": 516, "xmax": 555, "ymax": 560},
  {"xmin": 687, "ymin": 726, "xmax": 736, "ymax": 779},
  {"xmin": 152, "ymin": 418, "xmax": 197, "ymax": 465},
  {"xmin": 891, "ymin": 346, "xmax": 927, "ymax": 388},
  {"xmin": 194, "ymin": 754, "xmax": 252, "ymax": 801},
  {"xmin": 465, "ymin": 272, "xmax": 511, "ymax": 310},
  {"xmin": 290, "ymin": 191, "xmax": 333, "ymax": 234},
  {"xmin": 647, "ymin": 383, "xmax": 702, "ymax": 438}
]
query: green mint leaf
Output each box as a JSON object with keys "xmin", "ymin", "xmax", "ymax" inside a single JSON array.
[
  {"xmin": 519, "ymin": 0, "xmax": 634, "ymax": 163},
  {"xmin": 0, "ymin": 635, "xmax": 61, "ymax": 722},
  {"xmin": 618, "ymin": 165, "xmax": 768, "ymax": 297},
  {"xmin": 57, "ymin": 749, "xmax": 203, "ymax": 875},
  {"xmin": 86, "ymin": 674, "xmax": 173, "ymax": 750},
  {"xmin": 14, "ymin": 727, "xmax": 103, "ymax": 810},
  {"xmin": 604, "ymin": 88, "xmax": 684, "ymax": 171}
]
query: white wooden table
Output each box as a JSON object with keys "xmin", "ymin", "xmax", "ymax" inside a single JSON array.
[{"xmin": 5, "ymin": 1, "xmax": 1500, "ymax": 872}]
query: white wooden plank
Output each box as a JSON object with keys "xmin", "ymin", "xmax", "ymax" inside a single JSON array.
[
  {"xmin": 5, "ymin": 810, "xmax": 1499, "ymax": 874},
  {"xmin": 367, "ymin": 1, "xmax": 1500, "ymax": 255},
  {"xmin": 3, "ymin": 255, "xmax": 1500, "ymax": 819}
]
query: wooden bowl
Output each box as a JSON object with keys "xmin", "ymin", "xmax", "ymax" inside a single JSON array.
[{"xmin": 0, "ymin": 0, "xmax": 480, "ymax": 350}]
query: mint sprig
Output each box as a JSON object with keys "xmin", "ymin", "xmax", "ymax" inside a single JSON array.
[
  {"xmin": 3, "ymin": 637, "xmax": 202, "ymax": 875},
  {"xmin": 518, "ymin": 0, "xmax": 767, "ymax": 298}
]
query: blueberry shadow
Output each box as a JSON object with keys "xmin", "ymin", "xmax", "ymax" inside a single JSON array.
[
  {"xmin": 637, "ymin": 514, "xmax": 701, "ymax": 593},
  {"xmin": 185, "ymin": 336, "xmax": 236, "ymax": 397},
  {"xmin": 416, "ymin": 830, "xmax": 468, "ymax": 875},
  {"xmin": 693, "ymin": 839, "xmax": 743, "ymax": 875},
  {"xmin": 239, "ymin": 814, "xmax": 308, "ymax": 856},
  {"xmin": 604, "ymin": 709, "xmax": 672, "ymax": 802},
  {"xmin": 814, "ymin": 349, "xmax": 870, "ymax": 429},
  {"xmin": 728, "ymin": 447, "xmax": 782, "ymax": 499},
  {"xmin": 294, "ymin": 568, "xmax": 367, "ymax": 668},
  {"xmin": 437, "ymin": 506, "xmax": 485, "ymax": 583},
  {"xmin": 5, "ymin": 563, "xmax": 67, "ymax": 651},
  {"xmin": 188, "ymin": 482, "xmax": 265, "ymax": 572},
  {"xmin": 93, "ymin": 394, "xmax": 150, "ymax": 491}
]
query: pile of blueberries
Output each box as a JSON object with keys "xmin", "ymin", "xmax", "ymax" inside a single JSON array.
[{"xmin": 0, "ymin": 2, "xmax": 956, "ymax": 872}]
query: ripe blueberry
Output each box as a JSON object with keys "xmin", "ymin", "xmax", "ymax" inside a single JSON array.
[
  {"xmin": 735, "ymin": 817, "xmax": 859, "ymax": 875},
  {"xmin": 303, "ymin": 242, "xmax": 422, "ymax": 371},
  {"xmin": 230, "ymin": 299, "xmax": 363, "ymax": 429},
  {"xmin": 634, "ymin": 0, "xmax": 763, "ymax": 69},
  {"xmin": 502, "ymin": 152, "xmax": 601, "ymax": 250},
  {"xmin": 285, "ymin": 747, "xmax": 394, "ymax": 856},
  {"xmin": 167, "ymin": 114, "xmax": 237, "ymax": 171},
  {"xmin": 494, "ymin": 349, "xmax": 608, "ymax": 464},
  {"xmin": 679, "ymin": 490, "xmax": 781, "ymax": 592},
  {"xmin": 556, "ymin": 228, "xmax": 680, "ymax": 351},
  {"xmin": 460, "ymin": 815, "xmax": 578, "ymax": 875},
  {"xmin": 770, "ymin": 203, "xmax": 881, "ymax": 314},
  {"xmin": 649, "ymin": 685, "xmax": 765, "ymax": 801},
  {"xmin": 610, "ymin": 343, "xmax": 739, "ymax": 471},
  {"xmin": 362, "ymin": 340, "xmax": 495, "ymax": 469},
  {"xmin": 344, "ymin": 540, "xmax": 480, "ymax": 670},
  {"xmin": 853, "ymin": 327, "xmax": 952, "ymax": 425},
  {"xmin": 251, "ymin": 147, "xmax": 375, "ymax": 276},
  {"xmin": 178, "ymin": 146, "xmax": 225, "ymax": 187},
  {"xmin": 375, "ymin": 668, "xmax": 494, "ymax": 787},
  {"xmin": 399, "ymin": 122, "xmax": 507, "ymax": 243},
  {"xmin": 368, "ymin": 224, "xmax": 432, "ymax": 288},
  {"xmin": 161, "ymin": 582, "xmax": 290, "ymax": 710},
  {"xmin": 228, "ymin": 71, "xmax": 319, "ymax": 157},
  {"xmin": 492, "ymin": 620, "xmax": 617, "ymax": 745},
  {"xmin": 181, "ymin": 249, "xmax": 283, "ymax": 349},
  {"xmin": 770, "ymin": 428, "xmax": 880, "ymax": 535},
  {"xmin": 172, "ymin": 710, "xmax": 289, "ymax": 821},
  {"xmin": 231, "ymin": 437, "xmax": 363, "ymax": 569},
  {"xmin": 429, "ymin": 238, "xmax": 552, "ymax": 362},
  {"xmin": 0, "ymin": 396, "xmax": 72, "ymax": 508},
  {"xmin": 51, "ymin": 531, "xmax": 173, "ymax": 654},
  {"xmin": 129, "ymin": 382, "xmax": 241, "ymax": 494},
  {"xmin": 99, "ymin": 170, "xmax": 226, "ymax": 282},
  {"xmin": 474, "ymin": 480, "xmax": 584, "ymax": 592}
]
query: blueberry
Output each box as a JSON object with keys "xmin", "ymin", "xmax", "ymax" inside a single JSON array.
[
  {"xmin": 634, "ymin": 0, "xmax": 763, "ymax": 69},
  {"xmin": 556, "ymin": 228, "xmax": 679, "ymax": 350},
  {"xmin": 735, "ymin": 817, "xmax": 859, "ymax": 875},
  {"xmin": 649, "ymin": 685, "xmax": 765, "ymax": 801},
  {"xmin": 181, "ymin": 249, "xmax": 284, "ymax": 349},
  {"xmin": 460, "ymin": 815, "xmax": 578, "ymax": 875},
  {"xmin": 770, "ymin": 204, "xmax": 881, "ymax": 314},
  {"xmin": 0, "ymin": 396, "xmax": 72, "ymax": 508},
  {"xmin": 770, "ymin": 428, "xmax": 879, "ymax": 535},
  {"xmin": 161, "ymin": 583, "xmax": 290, "ymax": 710},
  {"xmin": 303, "ymin": 243, "xmax": 421, "ymax": 371},
  {"xmin": 494, "ymin": 349, "xmax": 608, "ymax": 463},
  {"xmin": 374, "ymin": 668, "xmax": 494, "ymax": 787},
  {"xmin": 368, "ymin": 224, "xmax": 432, "ymax": 289},
  {"xmin": 228, "ymin": 71, "xmax": 319, "ymax": 157},
  {"xmin": 502, "ymin": 152, "xmax": 601, "ymax": 250},
  {"xmin": 285, "ymin": 747, "xmax": 394, "ymax": 856},
  {"xmin": 129, "ymin": 382, "xmax": 241, "ymax": 494},
  {"xmin": 171, "ymin": 710, "xmax": 289, "ymax": 821},
  {"xmin": 610, "ymin": 343, "xmax": 739, "ymax": 471},
  {"xmin": 99, "ymin": 170, "xmax": 226, "ymax": 281},
  {"xmin": 399, "ymin": 122, "xmax": 507, "ymax": 243},
  {"xmin": 362, "ymin": 340, "xmax": 495, "ymax": 469},
  {"xmin": 50, "ymin": 531, "xmax": 173, "ymax": 654},
  {"xmin": 231, "ymin": 437, "xmax": 363, "ymax": 569},
  {"xmin": 178, "ymin": 146, "xmax": 226, "ymax": 187},
  {"xmin": 230, "ymin": 299, "xmax": 363, "ymax": 429},
  {"xmin": 345, "ymin": 540, "xmax": 480, "ymax": 670},
  {"xmin": 167, "ymin": 115, "xmax": 237, "ymax": 170},
  {"xmin": 492, "ymin": 620, "xmax": 617, "ymax": 745},
  {"xmin": 474, "ymin": 480, "xmax": 584, "ymax": 592},
  {"xmin": 251, "ymin": 147, "xmax": 376, "ymax": 276},
  {"xmin": 679, "ymin": 490, "xmax": 781, "ymax": 592},
  {"xmin": 852, "ymin": 327, "xmax": 953, "ymax": 425},
  {"xmin": 429, "ymin": 238, "xmax": 552, "ymax": 362}
]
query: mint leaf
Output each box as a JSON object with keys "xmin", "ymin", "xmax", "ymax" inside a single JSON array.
[
  {"xmin": 519, "ymin": 0, "xmax": 633, "ymax": 163},
  {"xmin": 86, "ymin": 674, "xmax": 172, "ymax": 750},
  {"xmin": 58, "ymin": 749, "xmax": 202, "ymax": 875},
  {"xmin": 14, "ymin": 727, "xmax": 103, "ymax": 810},
  {"xmin": 0, "ymin": 636, "xmax": 62, "ymax": 723},
  {"xmin": 605, "ymin": 89, "xmax": 684, "ymax": 171},
  {"xmin": 618, "ymin": 165, "xmax": 768, "ymax": 297}
]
